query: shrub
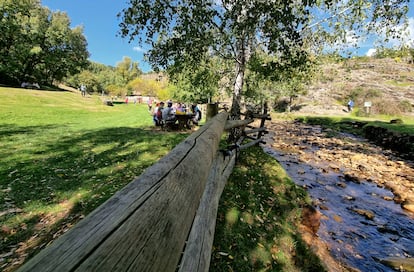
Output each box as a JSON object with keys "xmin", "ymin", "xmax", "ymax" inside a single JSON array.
[{"xmin": 400, "ymin": 100, "xmax": 413, "ymax": 113}]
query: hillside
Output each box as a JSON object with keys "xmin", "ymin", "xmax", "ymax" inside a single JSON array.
[{"xmin": 293, "ymin": 57, "xmax": 414, "ymax": 117}]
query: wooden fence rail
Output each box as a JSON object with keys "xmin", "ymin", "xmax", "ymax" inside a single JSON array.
[{"xmin": 18, "ymin": 110, "xmax": 269, "ymax": 272}]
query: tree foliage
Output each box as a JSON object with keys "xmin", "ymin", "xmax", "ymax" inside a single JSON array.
[
  {"xmin": 127, "ymin": 77, "xmax": 161, "ymax": 96},
  {"xmin": 168, "ymin": 56, "xmax": 222, "ymax": 103},
  {"xmin": 118, "ymin": 0, "xmax": 409, "ymax": 117},
  {"xmin": 64, "ymin": 57, "xmax": 158, "ymax": 96},
  {"xmin": 0, "ymin": 0, "xmax": 89, "ymax": 85},
  {"xmin": 116, "ymin": 56, "xmax": 142, "ymax": 85}
]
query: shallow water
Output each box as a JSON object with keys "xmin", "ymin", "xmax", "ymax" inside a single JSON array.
[{"xmin": 264, "ymin": 129, "xmax": 414, "ymax": 271}]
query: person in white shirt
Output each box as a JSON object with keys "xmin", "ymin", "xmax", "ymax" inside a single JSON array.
[{"xmin": 162, "ymin": 101, "xmax": 176, "ymax": 122}]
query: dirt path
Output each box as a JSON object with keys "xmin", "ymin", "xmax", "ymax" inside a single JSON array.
[{"xmin": 264, "ymin": 120, "xmax": 414, "ymax": 271}]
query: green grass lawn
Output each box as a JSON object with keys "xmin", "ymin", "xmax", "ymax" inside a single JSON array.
[
  {"xmin": 0, "ymin": 87, "xmax": 188, "ymax": 270},
  {"xmin": 0, "ymin": 87, "xmax": 324, "ymax": 271},
  {"xmin": 211, "ymin": 147, "xmax": 325, "ymax": 271}
]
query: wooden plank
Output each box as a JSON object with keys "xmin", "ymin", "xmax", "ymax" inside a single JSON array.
[
  {"xmin": 240, "ymin": 113, "xmax": 270, "ymax": 119},
  {"xmin": 244, "ymin": 127, "xmax": 267, "ymax": 135},
  {"xmin": 178, "ymin": 151, "xmax": 236, "ymax": 272},
  {"xmin": 257, "ymin": 103, "xmax": 269, "ymax": 139},
  {"xmin": 251, "ymin": 113, "xmax": 271, "ymax": 120},
  {"xmin": 240, "ymin": 138, "xmax": 264, "ymax": 150},
  {"xmin": 224, "ymin": 119, "xmax": 254, "ymax": 130},
  {"xmin": 18, "ymin": 112, "xmax": 229, "ymax": 272}
]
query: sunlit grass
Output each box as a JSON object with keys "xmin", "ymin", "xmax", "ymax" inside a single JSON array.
[
  {"xmin": 385, "ymin": 79, "xmax": 413, "ymax": 88},
  {"xmin": 0, "ymin": 87, "xmax": 188, "ymax": 269},
  {"xmin": 1, "ymin": 87, "xmax": 329, "ymax": 271},
  {"xmin": 211, "ymin": 146, "xmax": 323, "ymax": 271}
]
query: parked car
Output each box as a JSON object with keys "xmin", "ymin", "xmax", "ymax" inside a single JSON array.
[{"xmin": 21, "ymin": 82, "xmax": 40, "ymax": 89}]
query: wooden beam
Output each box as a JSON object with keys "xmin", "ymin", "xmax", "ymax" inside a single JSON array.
[
  {"xmin": 244, "ymin": 127, "xmax": 267, "ymax": 135},
  {"xmin": 240, "ymin": 113, "xmax": 271, "ymax": 120},
  {"xmin": 240, "ymin": 138, "xmax": 265, "ymax": 150},
  {"xmin": 257, "ymin": 103, "xmax": 269, "ymax": 139},
  {"xmin": 224, "ymin": 119, "xmax": 254, "ymax": 130},
  {"xmin": 178, "ymin": 151, "xmax": 236, "ymax": 272},
  {"xmin": 253, "ymin": 113, "xmax": 271, "ymax": 120}
]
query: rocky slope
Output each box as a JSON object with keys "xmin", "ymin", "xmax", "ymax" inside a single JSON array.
[{"xmin": 293, "ymin": 58, "xmax": 414, "ymax": 116}]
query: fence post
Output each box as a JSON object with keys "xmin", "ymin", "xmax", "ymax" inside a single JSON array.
[
  {"xmin": 206, "ymin": 103, "xmax": 219, "ymax": 121},
  {"xmin": 257, "ymin": 102, "xmax": 268, "ymax": 140}
]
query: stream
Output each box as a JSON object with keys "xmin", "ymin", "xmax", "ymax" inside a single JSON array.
[{"xmin": 263, "ymin": 121, "xmax": 414, "ymax": 271}]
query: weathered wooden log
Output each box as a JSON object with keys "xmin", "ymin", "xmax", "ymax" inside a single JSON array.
[
  {"xmin": 240, "ymin": 113, "xmax": 271, "ymax": 120},
  {"xmin": 224, "ymin": 119, "xmax": 254, "ymax": 130},
  {"xmin": 245, "ymin": 135, "xmax": 258, "ymax": 141},
  {"xmin": 244, "ymin": 127, "xmax": 267, "ymax": 135},
  {"xmin": 257, "ymin": 103, "xmax": 269, "ymax": 139},
  {"xmin": 240, "ymin": 138, "xmax": 265, "ymax": 150},
  {"xmin": 178, "ymin": 151, "xmax": 236, "ymax": 272},
  {"xmin": 18, "ymin": 112, "xmax": 229, "ymax": 272}
]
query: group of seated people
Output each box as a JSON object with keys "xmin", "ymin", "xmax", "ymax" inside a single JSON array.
[{"xmin": 152, "ymin": 100, "xmax": 202, "ymax": 128}]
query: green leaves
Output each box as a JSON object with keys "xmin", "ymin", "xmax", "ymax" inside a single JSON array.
[
  {"xmin": 0, "ymin": 1, "xmax": 89, "ymax": 85},
  {"xmin": 118, "ymin": 0, "xmax": 409, "ymax": 119}
]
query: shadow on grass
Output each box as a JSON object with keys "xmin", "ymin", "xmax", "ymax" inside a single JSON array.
[
  {"xmin": 0, "ymin": 124, "xmax": 62, "ymax": 138},
  {"xmin": 211, "ymin": 146, "xmax": 325, "ymax": 272},
  {"xmin": 0, "ymin": 123, "xmax": 188, "ymax": 269}
]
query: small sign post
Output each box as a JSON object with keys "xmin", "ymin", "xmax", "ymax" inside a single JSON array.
[{"xmin": 364, "ymin": 101, "xmax": 372, "ymax": 115}]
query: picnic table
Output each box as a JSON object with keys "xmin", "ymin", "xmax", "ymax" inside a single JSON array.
[{"xmin": 175, "ymin": 113, "xmax": 195, "ymax": 130}]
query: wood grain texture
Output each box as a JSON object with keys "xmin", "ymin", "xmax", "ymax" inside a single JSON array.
[
  {"xmin": 224, "ymin": 119, "xmax": 253, "ymax": 130},
  {"xmin": 178, "ymin": 151, "xmax": 236, "ymax": 272}
]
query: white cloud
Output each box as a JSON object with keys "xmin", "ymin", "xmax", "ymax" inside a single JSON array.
[
  {"xmin": 329, "ymin": 30, "xmax": 365, "ymax": 51},
  {"xmin": 375, "ymin": 16, "xmax": 414, "ymax": 48},
  {"xmin": 364, "ymin": 17, "xmax": 413, "ymax": 57},
  {"xmin": 403, "ymin": 17, "xmax": 414, "ymax": 47},
  {"xmin": 344, "ymin": 30, "xmax": 362, "ymax": 47},
  {"xmin": 366, "ymin": 48, "xmax": 376, "ymax": 57},
  {"xmin": 133, "ymin": 46, "xmax": 146, "ymax": 52}
]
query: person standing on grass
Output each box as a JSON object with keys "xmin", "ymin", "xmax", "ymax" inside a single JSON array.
[
  {"xmin": 148, "ymin": 98, "xmax": 153, "ymax": 111},
  {"xmin": 80, "ymin": 84, "xmax": 86, "ymax": 97},
  {"xmin": 347, "ymin": 99, "xmax": 354, "ymax": 112}
]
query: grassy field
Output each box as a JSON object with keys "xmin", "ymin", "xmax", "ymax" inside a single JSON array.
[
  {"xmin": 0, "ymin": 87, "xmax": 188, "ymax": 270},
  {"xmin": 0, "ymin": 87, "xmax": 324, "ymax": 271},
  {"xmin": 211, "ymin": 147, "xmax": 325, "ymax": 271}
]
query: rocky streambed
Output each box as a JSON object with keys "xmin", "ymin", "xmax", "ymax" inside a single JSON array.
[{"xmin": 264, "ymin": 120, "xmax": 414, "ymax": 271}]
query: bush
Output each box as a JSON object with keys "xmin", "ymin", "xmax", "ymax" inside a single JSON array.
[
  {"xmin": 400, "ymin": 100, "xmax": 413, "ymax": 113},
  {"xmin": 273, "ymin": 99, "xmax": 290, "ymax": 112}
]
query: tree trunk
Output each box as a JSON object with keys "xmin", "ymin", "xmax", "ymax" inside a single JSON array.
[
  {"xmin": 231, "ymin": 58, "xmax": 245, "ymax": 119},
  {"xmin": 228, "ymin": 48, "xmax": 246, "ymax": 143}
]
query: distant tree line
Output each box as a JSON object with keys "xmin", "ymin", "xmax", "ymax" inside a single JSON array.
[
  {"xmin": 64, "ymin": 56, "xmax": 177, "ymax": 100},
  {"xmin": 0, "ymin": 0, "xmax": 89, "ymax": 86},
  {"xmin": 373, "ymin": 46, "xmax": 414, "ymax": 61}
]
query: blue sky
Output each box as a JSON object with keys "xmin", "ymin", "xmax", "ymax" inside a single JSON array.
[
  {"xmin": 41, "ymin": 0, "xmax": 151, "ymax": 72},
  {"xmin": 41, "ymin": 1, "xmax": 413, "ymax": 72}
]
